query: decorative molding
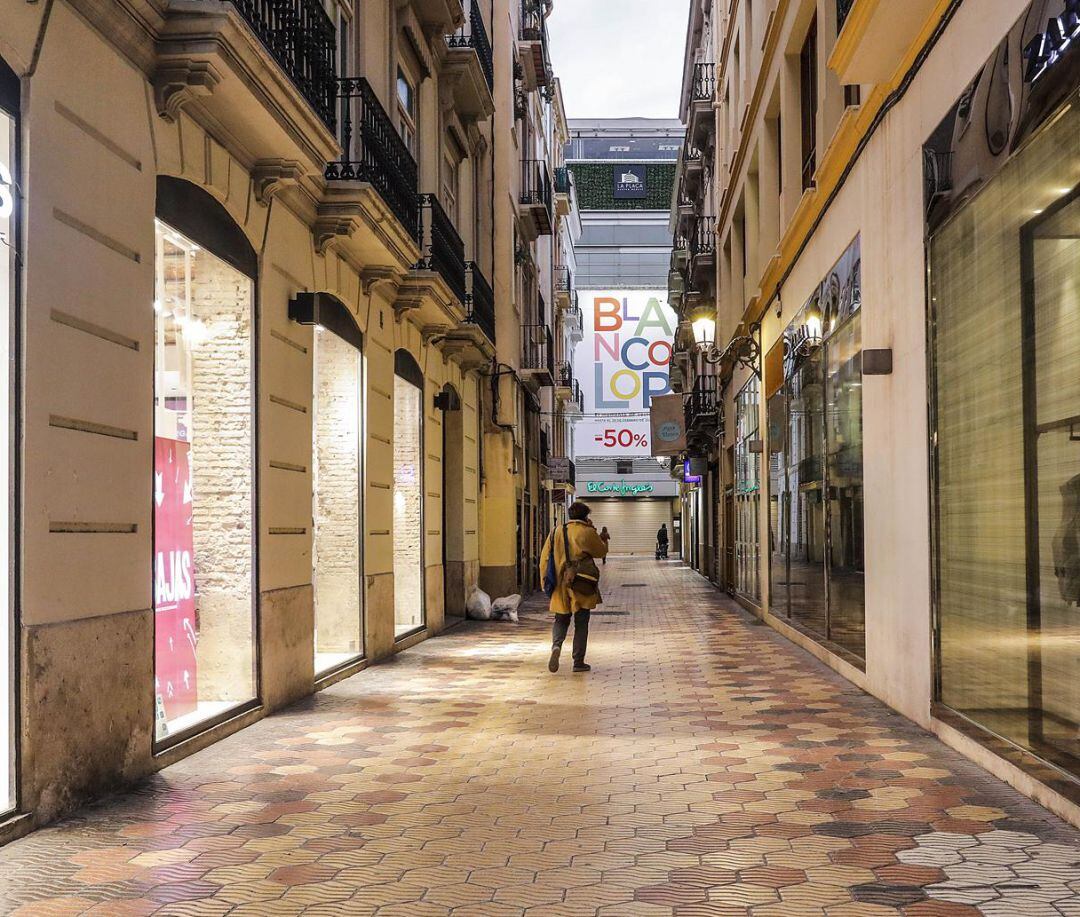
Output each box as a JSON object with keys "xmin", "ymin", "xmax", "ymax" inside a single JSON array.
[
  {"xmin": 313, "ymin": 214, "xmax": 358, "ymax": 255},
  {"xmin": 361, "ymin": 266, "xmax": 401, "ymax": 298},
  {"xmin": 252, "ymin": 159, "xmax": 305, "ymax": 206},
  {"xmin": 152, "ymin": 62, "xmax": 220, "ymax": 123}
]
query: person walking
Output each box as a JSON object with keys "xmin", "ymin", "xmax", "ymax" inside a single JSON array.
[
  {"xmin": 539, "ymin": 501, "xmax": 609, "ymax": 674},
  {"xmin": 599, "ymin": 525, "xmax": 611, "ymax": 564},
  {"xmin": 657, "ymin": 523, "xmax": 669, "ymax": 559}
]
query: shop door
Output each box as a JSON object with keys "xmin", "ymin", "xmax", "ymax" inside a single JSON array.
[{"xmin": 441, "ymin": 385, "xmax": 465, "ymax": 618}]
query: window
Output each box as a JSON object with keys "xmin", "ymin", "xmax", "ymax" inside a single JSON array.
[
  {"xmin": 397, "ymin": 68, "xmax": 417, "ymax": 154},
  {"xmin": 930, "ymin": 97, "xmax": 1080, "ymax": 779},
  {"xmin": 153, "ymin": 213, "xmax": 256, "ymax": 743},
  {"xmin": 393, "ymin": 351, "xmax": 425, "ymax": 638},
  {"xmin": 313, "ymin": 321, "xmax": 364, "ymax": 675},
  {"xmin": 799, "ymin": 16, "xmax": 818, "ymax": 191},
  {"xmin": 0, "ymin": 59, "xmax": 16, "ymax": 815},
  {"xmin": 735, "ymin": 378, "xmax": 761, "ymax": 601},
  {"xmin": 616, "ymin": 460, "xmax": 633, "ymax": 476},
  {"xmin": 442, "ymin": 150, "xmax": 460, "ymax": 224}
]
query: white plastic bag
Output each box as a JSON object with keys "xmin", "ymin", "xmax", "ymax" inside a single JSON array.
[
  {"xmin": 465, "ymin": 586, "xmax": 492, "ymax": 620},
  {"xmin": 491, "ymin": 594, "xmax": 521, "ymax": 623}
]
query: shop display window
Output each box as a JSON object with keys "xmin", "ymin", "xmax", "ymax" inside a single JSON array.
[
  {"xmin": 313, "ymin": 329, "xmax": 364, "ymax": 674},
  {"xmin": 734, "ymin": 377, "xmax": 762, "ymax": 601},
  {"xmin": 153, "ymin": 219, "xmax": 255, "ymax": 742},
  {"xmin": 393, "ymin": 355, "xmax": 425, "ymax": 637},
  {"xmin": 0, "ymin": 67, "xmax": 15, "ymax": 814},
  {"xmin": 929, "ymin": 98, "xmax": 1080, "ymax": 778},
  {"xmin": 768, "ymin": 238, "xmax": 865, "ymax": 662}
]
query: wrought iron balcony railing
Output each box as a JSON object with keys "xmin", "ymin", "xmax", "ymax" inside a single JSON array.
[
  {"xmin": 686, "ymin": 374, "xmax": 721, "ymax": 436},
  {"xmin": 233, "ymin": 0, "xmax": 338, "ymax": 130},
  {"xmin": 521, "ymin": 323, "xmax": 554, "ymax": 377},
  {"xmin": 556, "ymin": 362, "xmax": 584, "ymax": 414},
  {"xmin": 554, "ymin": 264, "xmax": 573, "ymax": 295},
  {"xmin": 326, "ymin": 78, "xmax": 419, "ymax": 242},
  {"xmin": 418, "ymin": 194, "xmax": 467, "ymax": 305},
  {"xmin": 554, "ymin": 166, "xmax": 572, "ymax": 195},
  {"xmin": 691, "ymin": 216, "xmax": 717, "ymax": 258},
  {"xmin": 465, "ymin": 261, "xmax": 496, "ymax": 345},
  {"xmin": 521, "ymin": 159, "xmax": 553, "ymax": 216},
  {"xmin": 520, "ymin": 0, "xmax": 553, "ymax": 85},
  {"xmin": 447, "ymin": 0, "xmax": 494, "ymax": 91},
  {"xmin": 692, "ymin": 62, "xmax": 716, "ymax": 102}
]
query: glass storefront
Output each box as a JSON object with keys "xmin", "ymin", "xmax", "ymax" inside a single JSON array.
[
  {"xmin": 769, "ymin": 238, "xmax": 865, "ymax": 662},
  {"xmin": 928, "ymin": 32, "xmax": 1080, "ymax": 778},
  {"xmin": 393, "ymin": 353, "xmax": 425, "ymax": 637},
  {"xmin": 153, "ymin": 217, "xmax": 256, "ymax": 742},
  {"xmin": 313, "ymin": 328, "xmax": 364, "ymax": 674},
  {"xmin": 0, "ymin": 61, "xmax": 16, "ymax": 814},
  {"xmin": 734, "ymin": 377, "xmax": 761, "ymax": 601}
]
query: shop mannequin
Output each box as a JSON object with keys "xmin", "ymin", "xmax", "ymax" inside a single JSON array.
[{"xmin": 1052, "ymin": 472, "xmax": 1080, "ymax": 606}]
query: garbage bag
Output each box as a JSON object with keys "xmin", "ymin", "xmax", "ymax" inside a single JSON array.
[
  {"xmin": 491, "ymin": 594, "xmax": 521, "ymax": 623},
  {"xmin": 465, "ymin": 586, "xmax": 492, "ymax": 620}
]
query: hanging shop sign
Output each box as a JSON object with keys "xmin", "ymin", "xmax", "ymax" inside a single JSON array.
[
  {"xmin": 649, "ymin": 393, "xmax": 687, "ymax": 456},
  {"xmin": 586, "ymin": 481, "xmax": 655, "ymax": 496},
  {"xmin": 548, "ymin": 457, "xmax": 574, "ymax": 484},
  {"xmin": 154, "ymin": 436, "xmax": 198, "ymax": 725},
  {"xmin": 613, "ymin": 165, "xmax": 647, "ymax": 199},
  {"xmin": 573, "ymin": 291, "xmax": 677, "ymax": 457},
  {"xmin": 683, "ymin": 457, "xmax": 703, "ymax": 484},
  {"xmin": 926, "ymin": 0, "xmax": 1080, "ymax": 233}
]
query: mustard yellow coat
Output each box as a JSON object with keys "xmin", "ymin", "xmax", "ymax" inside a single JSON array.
[{"xmin": 538, "ymin": 520, "xmax": 610, "ymax": 613}]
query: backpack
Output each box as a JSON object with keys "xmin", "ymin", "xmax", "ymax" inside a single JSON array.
[{"xmin": 542, "ymin": 532, "xmax": 559, "ymax": 598}]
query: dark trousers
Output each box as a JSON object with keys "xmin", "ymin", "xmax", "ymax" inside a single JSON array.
[{"xmin": 552, "ymin": 610, "xmax": 590, "ymax": 665}]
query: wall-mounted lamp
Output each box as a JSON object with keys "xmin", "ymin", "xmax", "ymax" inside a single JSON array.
[{"xmin": 686, "ymin": 303, "xmax": 761, "ymax": 377}]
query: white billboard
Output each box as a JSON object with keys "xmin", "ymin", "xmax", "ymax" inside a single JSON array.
[{"xmin": 573, "ymin": 291, "xmax": 678, "ymax": 457}]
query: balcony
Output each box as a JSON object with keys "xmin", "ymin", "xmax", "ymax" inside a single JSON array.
[
  {"xmin": 828, "ymin": 0, "xmax": 940, "ymax": 85},
  {"xmin": 440, "ymin": 261, "xmax": 496, "ymax": 367},
  {"xmin": 555, "ymin": 362, "xmax": 584, "ymax": 416},
  {"xmin": 417, "ymin": 194, "xmax": 467, "ymax": 306},
  {"xmin": 520, "ymin": 159, "xmax": 553, "ymax": 239},
  {"xmin": 554, "ymin": 166, "xmax": 574, "ymax": 217},
  {"xmin": 690, "ymin": 216, "xmax": 716, "ymax": 292},
  {"xmin": 688, "ymin": 62, "xmax": 716, "ymax": 149},
  {"xmin": 521, "ymin": 323, "xmax": 554, "ymax": 388},
  {"xmin": 683, "ymin": 146, "xmax": 705, "ymax": 195},
  {"xmin": 564, "ymin": 298, "xmax": 584, "ymax": 346},
  {"xmin": 685, "ymin": 375, "xmax": 722, "ymax": 445},
  {"xmin": 465, "ymin": 262, "xmax": 496, "ymax": 345},
  {"xmin": 153, "ymin": 0, "xmax": 340, "ymax": 176},
  {"xmin": 518, "ymin": 0, "xmax": 554, "ymax": 90},
  {"xmin": 444, "ymin": 0, "xmax": 495, "ymax": 121},
  {"xmin": 324, "ymin": 77, "xmax": 420, "ymax": 249},
  {"xmin": 410, "ymin": 0, "xmax": 465, "ymax": 33},
  {"xmin": 554, "ymin": 265, "xmax": 574, "ymax": 310}
]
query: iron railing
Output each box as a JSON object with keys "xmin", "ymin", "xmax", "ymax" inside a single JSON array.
[
  {"xmin": 521, "ymin": 323, "xmax": 554, "ymax": 377},
  {"xmin": 837, "ymin": 0, "xmax": 855, "ymax": 31},
  {"xmin": 521, "ymin": 159, "xmax": 553, "ymax": 221},
  {"xmin": 520, "ymin": 0, "xmax": 553, "ymax": 83},
  {"xmin": 556, "ymin": 362, "xmax": 584, "ymax": 413},
  {"xmin": 233, "ymin": 0, "xmax": 338, "ymax": 129},
  {"xmin": 686, "ymin": 374, "xmax": 720, "ymax": 433},
  {"xmin": 447, "ymin": 0, "xmax": 494, "ymax": 91},
  {"xmin": 554, "ymin": 165, "xmax": 572, "ymax": 195},
  {"xmin": 691, "ymin": 216, "xmax": 717, "ymax": 257},
  {"xmin": 692, "ymin": 62, "xmax": 716, "ymax": 101},
  {"xmin": 418, "ymin": 194, "xmax": 467, "ymax": 305},
  {"xmin": 326, "ymin": 77, "xmax": 419, "ymax": 242},
  {"xmin": 555, "ymin": 264, "xmax": 573, "ymax": 295},
  {"xmin": 465, "ymin": 261, "xmax": 496, "ymax": 345}
]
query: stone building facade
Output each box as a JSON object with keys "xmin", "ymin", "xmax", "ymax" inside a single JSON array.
[
  {"xmin": 0, "ymin": 0, "xmax": 568, "ymax": 841},
  {"xmin": 669, "ymin": 0, "xmax": 1080, "ymax": 826}
]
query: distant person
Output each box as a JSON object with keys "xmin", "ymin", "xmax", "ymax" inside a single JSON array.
[
  {"xmin": 539, "ymin": 501, "xmax": 609, "ymax": 674},
  {"xmin": 599, "ymin": 525, "xmax": 611, "ymax": 564},
  {"xmin": 657, "ymin": 523, "xmax": 669, "ymax": 560}
]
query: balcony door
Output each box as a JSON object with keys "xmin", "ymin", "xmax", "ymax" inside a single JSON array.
[{"xmin": 440, "ymin": 385, "xmax": 466, "ymax": 618}]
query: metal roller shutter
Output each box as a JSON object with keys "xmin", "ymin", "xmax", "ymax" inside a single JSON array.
[{"xmin": 587, "ymin": 498, "xmax": 675, "ymax": 555}]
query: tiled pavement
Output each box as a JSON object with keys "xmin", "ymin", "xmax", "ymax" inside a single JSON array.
[{"xmin": 1, "ymin": 559, "xmax": 1079, "ymax": 916}]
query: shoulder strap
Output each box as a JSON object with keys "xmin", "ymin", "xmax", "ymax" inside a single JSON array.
[{"xmin": 562, "ymin": 523, "xmax": 572, "ymax": 565}]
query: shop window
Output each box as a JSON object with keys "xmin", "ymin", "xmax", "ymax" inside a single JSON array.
[
  {"xmin": 734, "ymin": 377, "xmax": 762, "ymax": 602},
  {"xmin": 153, "ymin": 180, "xmax": 257, "ymax": 744},
  {"xmin": 769, "ymin": 238, "xmax": 864, "ymax": 662},
  {"xmin": 393, "ymin": 350, "xmax": 425, "ymax": 638},
  {"xmin": 929, "ymin": 95, "xmax": 1080, "ymax": 778},
  {"xmin": 0, "ymin": 57, "xmax": 17, "ymax": 815},
  {"xmin": 313, "ymin": 318, "xmax": 364, "ymax": 674}
]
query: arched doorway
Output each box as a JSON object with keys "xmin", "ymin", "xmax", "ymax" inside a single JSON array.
[
  {"xmin": 439, "ymin": 384, "xmax": 465, "ymax": 618},
  {"xmin": 393, "ymin": 350, "xmax": 425, "ymax": 638}
]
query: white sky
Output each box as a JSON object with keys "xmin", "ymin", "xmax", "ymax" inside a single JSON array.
[{"xmin": 547, "ymin": 0, "xmax": 692, "ymax": 120}]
